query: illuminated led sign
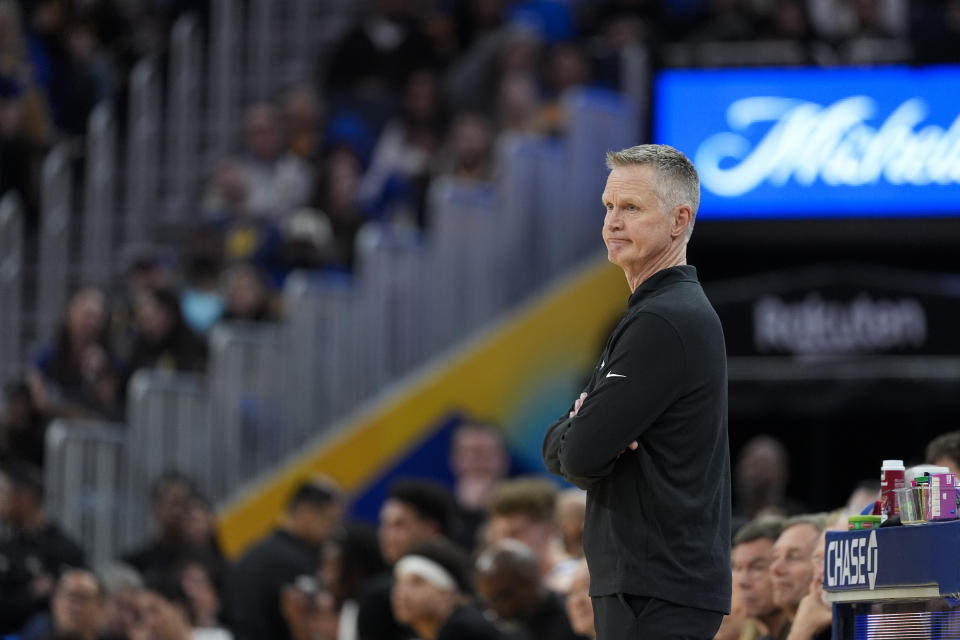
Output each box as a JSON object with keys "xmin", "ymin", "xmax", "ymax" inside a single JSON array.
[{"xmin": 654, "ymin": 66, "xmax": 960, "ymax": 218}]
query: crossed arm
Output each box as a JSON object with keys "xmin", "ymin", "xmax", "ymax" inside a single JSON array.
[{"xmin": 542, "ymin": 312, "xmax": 685, "ymax": 489}]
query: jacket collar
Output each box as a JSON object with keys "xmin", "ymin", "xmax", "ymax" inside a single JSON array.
[{"xmin": 627, "ymin": 265, "xmax": 698, "ymax": 308}]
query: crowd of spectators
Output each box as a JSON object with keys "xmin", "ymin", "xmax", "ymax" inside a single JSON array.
[
  {"xmin": 0, "ymin": 419, "xmax": 600, "ymax": 640},
  {"xmin": 6, "ymin": 418, "xmax": 960, "ymax": 639}
]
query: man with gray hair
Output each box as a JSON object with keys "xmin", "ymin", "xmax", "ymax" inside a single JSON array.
[
  {"xmin": 543, "ymin": 144, "xmax": 730, "ymax": 639},
  {"xmin": 732, "ymin": 516, "xmax": 789, "ymax": 640}
]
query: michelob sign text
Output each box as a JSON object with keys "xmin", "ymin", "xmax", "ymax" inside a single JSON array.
[{"xmin": 654, "ymin": 66, "xmax": 960, "ymax": 218}]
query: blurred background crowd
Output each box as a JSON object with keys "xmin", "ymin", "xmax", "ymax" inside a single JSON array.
[{"xmin": 2, "ymin": 0, "xmax": 960, "ymax": 639}]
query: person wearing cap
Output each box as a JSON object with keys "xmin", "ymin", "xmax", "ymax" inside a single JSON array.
[
  {"xmin": 391, "ymin": 540, "xmax": 501, "ymax": 640},
  {"xmin": 543, "ymin": 145, "xmax": 731, "ymax": 639}
]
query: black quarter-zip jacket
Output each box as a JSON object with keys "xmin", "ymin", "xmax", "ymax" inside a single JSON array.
[{"xmin": 542, "ymin": 265, "xmax": 731, "ymax": 614}]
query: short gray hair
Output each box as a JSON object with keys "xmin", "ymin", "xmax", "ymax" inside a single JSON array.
[
  {"xmin": 781, "ymin": 513, "xmax": 829, "ymax": 535},
  {"xmin": 605, "ymin": 144, "xmax": 700, "ymax": 240},
  {"xmin": 732, "ymin": 515, "xmax": 785, "ymax": 548}
]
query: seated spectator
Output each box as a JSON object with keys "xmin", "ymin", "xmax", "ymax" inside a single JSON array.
[
  {"xmin": 182, "ymin": 494, "xmax": 225, "ymax": 568},
  {"xmin": 475, "ymin": 539, "xmax": 586, "ymax": 640},
  {"xmin": 319, "ymin": 523, "xmax": 387, "ymax": 640},
  {"xmin": 496, "ymin": 71, "xmax": 542, "ymax": 134},
  {"xmin": 555, "ymin": 488, "xmax": 585, "ymax": 560},
  {"xmin": 126, "ymin": 287, "xmax": 207, "ymax": 377},
  {"xmin": 315, "ymin": 149, "xmax": 366, "ymax": 272},
  {"xmin": 28, "ymin": 288, "xmax": 122, "ymax": 421},
  {"xmin": 770, "ymin": 514, "xmax": 828, "ymax": 637},
  {"xmin": 0, "ymin": 380, "xmax": 46, "ymax": 468},
  {"xmin": 357, "ymin": 479, "xmax": 455, "ymax": 640},
  {"xmin": 565, "ymin": 560, "xmax": 594, "ymax": 639},
  {"xmin": 0, "ymin": 460, "xmax": 86, "ymax": 635},
  {"xmin": 176, "ymin": 556, "xmax": 231, "ymax": 639},
  {"xmin": 123, "ymin": 472, "xmax": 214, "ymax": 579},
  {"xmin": 392, "ymin": 539, "xmax": 501, "ymax": 640},
  {"xmin": 786, "ymin": 523, "xmax": 838, "ymax": 640},
  {"xmin": 324, "ymin": 0, "xmax": 437, "ymax": 124},
  {"xmin": 134, "ymin": 572, "xmax": 231, "ymax": 640},
  {"xmin": 731, "ymin": 516, "xmax": 788, "ymax": 640},
  {"xmin": 179, "ymin": 232, "xmax": 225, "ymax": 336},
  {"xmin": 225, "ymin": 477, "xmax": 344, "ymax": 640},
  {"xmin": 448, "ymin": 421, "xmax": 509, "ymax": 551},
  {"xmin": 358, "ymin": 68, "xmax": 446, "ymax": 228},
  {"xmin": 432, "ymin": 112, "xmax": 494, "ymax": 182},
  {"xmin": 485, "ymin": 476, "xmax": 578, "ymax": 592},
  {"xmin": 98, "ymin": 564, "xmax": 143, "ymax": 640},
  {"xmin": 220, "ymin": 263, "xmax": 278, "ymax": 324},
  {"xmin": 282, "ymin": 85, "xmax": 325, "ymax": 164},
  {"xmin": 926, "ymin": 431, "xmax": 960, "ymax": 474},
  {"xmin": 734, "ymin": 435, "xmax": 804, "ymax": 520},
  {"xmin": 279, "ymin": 208, "xmax": 334, "ymax": 277},
  {"xmin": 20, "ymin": 568, "xmax": 122, "ymax": 640},
  {"xmin": 110, "ymin": 248, "xmax": 176, "ymax": 364},
  {"xmin": 201, "ymin": 160, "xmax": 285, "ymax": 284},
  {"xmin": 237, "ymin": 103, "xmax": 314, "ymax": 220}
]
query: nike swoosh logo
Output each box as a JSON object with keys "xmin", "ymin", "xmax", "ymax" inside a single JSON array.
[{"xmin": 606, "ymin": 372, "xmax": 626, "ymax": 379}]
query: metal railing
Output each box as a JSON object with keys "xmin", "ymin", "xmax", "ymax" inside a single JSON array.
[
  {"xmin": 82, "ymin": 103, "xmax": 117, "ymax": 288},
  {"xmin": 122, "ymin": 370, "xmax": 213, "ymax": 550},
  {"xmin": 44, "ymin": 421, "xmax": 127, "ymax": 569},
  {"xmin": 0, "ymin": 194, "xmax": 24, "ymax": 385},
  {"xmin": 37, "ymin": 145, "xmax": 73, "ymax": 345},
  {"xmin": 208, "ymin": 323, "xmax": 288, "ymax": 490}
]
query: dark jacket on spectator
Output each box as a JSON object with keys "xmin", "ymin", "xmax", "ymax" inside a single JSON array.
[
  {"xmin": 225, "ymin": 529, "xmax": 321, "ymax": 640},
  {"xmin": 356, "ymin": 573, "xmax": 417, "ymax": 640},
  {"xmin": 436, "ymin": 604, "xmax": 503, "ymax": 640},
  {"xmin": 0, "ymin": 523, "xmax": 85, "ymax": 634}
]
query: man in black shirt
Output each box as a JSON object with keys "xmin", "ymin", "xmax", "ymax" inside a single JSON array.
[
  {"xmin": 0, "ymin": 460, "xmax": 86, "ymax": 635},
  {"xmin": 122, "ymin": 472, "xmax": 197, "ymax": 577},
  {"xmin": 357, "ymin": 479, "xmax": 455, "ymax": 640},
  {"xmin": 225, "ymin": 477, "xmax": 344, "ymax": 640},
  {"xmin": 475, "ymin": 539, "xmax": 588, "ymax": 640},
  {"xmin": 543, "ymin": 144, "xmax": 731, "ymax": 639}
]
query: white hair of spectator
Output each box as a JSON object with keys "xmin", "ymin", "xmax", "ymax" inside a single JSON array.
[
  {"xmin": 605, "ymin": 144, "xmax": 700, "ymax": 242},
  {"xmin": 475, "ymin": 538, "xmax": 538, "ymax": 574},
  {"xmin": 394, "ymin": 555, "xmax": 457, "ymax": 591}
]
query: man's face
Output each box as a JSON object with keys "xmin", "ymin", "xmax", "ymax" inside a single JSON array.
[
  {"xmin": 52, "ymin": 572, "xmax": 103, "ymax": 637},
  {"xmin": 770, "ymin": 524, "xmax": 820, "ymax": 612},
  {"xmin": 732, "ymin": 538, "xmax": 779, "ymax": 619},
  {"xmin": 475, "ymin": 565, "xmax": 538, "ymax": 622},
  {"xmin": 298, "ymin": 502, "xmax": 344, "ymax": 547},
  {"xmin": 451, "ymin": 428, "xmax": 506, "ymax": 480},
  {"xmin": 154, "ymin": 482, "xmax": 191, "ymax": 537},
  {"xmin": 378, "ymin": 500, "xmax": 437, "ymax": 565},
  {"xmin": 137, "ymin": 591, "xmax": 187, "ymax": 640},
  {"xmin": 391, "ymin": 572, "xmax": 453, "ymax": 627},
  {"xmin": 601, "ymin": 165, "xmax": 677, "ymax": 276}
]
